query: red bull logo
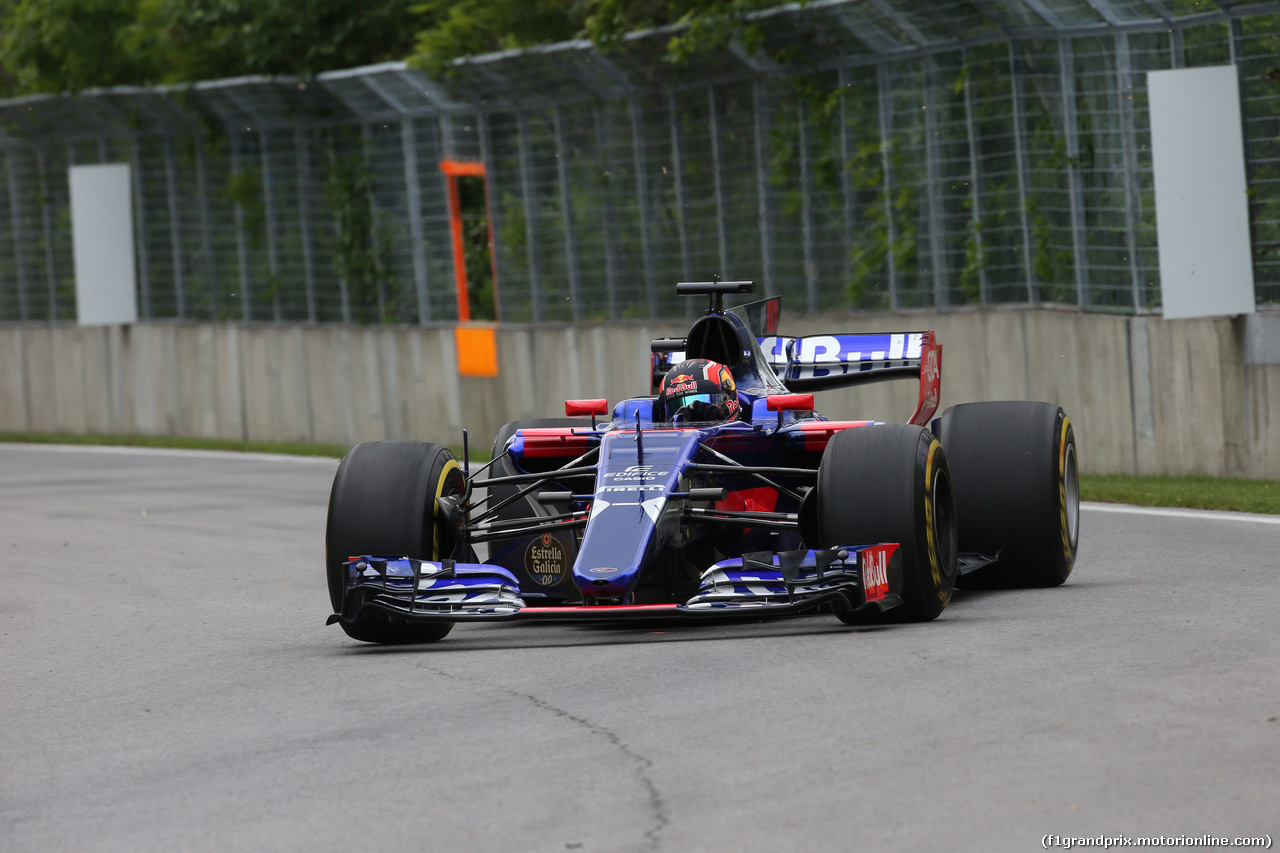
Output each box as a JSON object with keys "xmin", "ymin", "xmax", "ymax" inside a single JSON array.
[
  {"xmin": 861, "ymin": 545, "xmax": 894, "ymax": 601},
  {"xmin": 922, "ymin": 345, "xmax": 939, "ymax": 384}
]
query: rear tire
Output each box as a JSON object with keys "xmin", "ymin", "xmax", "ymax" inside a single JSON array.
[
  {"xmin": 817, "ymin": 424, "xmax": 958, "ymax": 622},
  {"xmin": 488, "ymin": 418, "xmax": 588, "ymax": 523},
  {"xmin": 326, "ymin": 441, "xmax": 466, "ymax": 644},
  {"xmin": 936, "ymin": 402, "xmax": 1079, "ymax": 588},
  {"xmin": 487, "ymin": 418, "xmax": 589, "ymax": 599}
]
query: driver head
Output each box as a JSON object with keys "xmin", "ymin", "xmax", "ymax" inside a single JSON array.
[{"xmin": 657, "ymin": 359, "xmax": 740, "ymax": 423}]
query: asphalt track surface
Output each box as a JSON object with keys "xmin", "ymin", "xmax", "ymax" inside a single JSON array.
[{"xmin": 2, "ymin": 444, "xmax": 1277, "ymax": 853}]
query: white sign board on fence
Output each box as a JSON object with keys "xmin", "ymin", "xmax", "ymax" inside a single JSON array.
[
  {"xmin": 1148, "ymin": 65, "xmax": 1254, "ymax": 320},
  {"xmin": 69, "ymin": 163, "xmax": 138, "ymax": 325}
]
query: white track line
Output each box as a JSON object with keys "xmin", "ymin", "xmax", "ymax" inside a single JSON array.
[
  {"xmin": 1082, "ymin": 501, "xmax": 1280, "ymax": 525},
  {"xmin": 0, "ymin": 442, "xmax": 340, "ymax": 465}
]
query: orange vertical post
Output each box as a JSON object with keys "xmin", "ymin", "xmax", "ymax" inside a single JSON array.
[
  {"xmin": 440, "ymin": 160, "xmax": 488, "ymax": 323},
  {"xmin": 444, "ymin": 172, "xmax": 469, "ymax": 322}
]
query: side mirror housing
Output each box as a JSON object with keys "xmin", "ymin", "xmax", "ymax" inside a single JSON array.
[{"xmin": 565, "ymin": 399, "xmax": 609, "ymax": 416}]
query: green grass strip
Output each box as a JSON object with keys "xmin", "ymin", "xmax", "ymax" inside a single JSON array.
[
  {"xmin": 0, "ymin": 430, "xmax": 351, "ymax": 458},
  {"xmin": 0, "ymin": 430, "xmax": 493, "ymax": 464},
  {"xmin": 1080, "ymin": 474, "xmax": 1280, "ymax": 515},
  {"xmin": 4, "ymin": 432, "xmax": 1276, "ymax": 514}
]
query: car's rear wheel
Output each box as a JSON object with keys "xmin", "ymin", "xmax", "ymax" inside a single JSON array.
[
  {"xmin": 488, "ymin": 418, "xmax": 590, "ymax": 598},
  {"xmin": 326, "ymin": 441, "xmax": 465, "ymax": 644},
  {"xmin": 817, "ymin": 424, "xmax": 958, "ymax": 622},
  {"xmin": 936, "ymin": 401, "xmax": 1078, "ymax": 588},
  {"xmin": 488, "ymin": 418, "xmax": 588, "ymax": 523}
]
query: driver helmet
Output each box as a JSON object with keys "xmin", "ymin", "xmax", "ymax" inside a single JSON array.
[{"xmin": 658, "ymin": 359, "xmax": 741, "ymax": 423}]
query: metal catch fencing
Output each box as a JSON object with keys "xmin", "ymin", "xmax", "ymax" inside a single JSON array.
[{"xmin": 1, "ymin": 0, "xmax": 1278, "ymax": 325}]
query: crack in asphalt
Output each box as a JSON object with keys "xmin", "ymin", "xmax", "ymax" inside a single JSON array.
[{"xmin": 424, "ymin": 665, "xmax": 669, "ymax": 851}]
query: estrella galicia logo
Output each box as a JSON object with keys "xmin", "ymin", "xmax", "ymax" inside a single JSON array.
[
  {"xmin": 524, "ymin": 533, "xmax": 568, "ymax": 586},
  {"xmin": 607, "ymin": 465, "xmax": 658, "ymax": 482}
]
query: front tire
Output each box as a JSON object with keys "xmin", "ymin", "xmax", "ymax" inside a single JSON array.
[
  {"xmin": 936, "ymin": 402, "xmax": 1079, "ymax": 588},
  {"xmin": 326, "ymin": 441, "xmax": 466, "ymax": 644},
  {"xmin": 817, "ymin": 424, "xmax": 958, "ymax": 622}
]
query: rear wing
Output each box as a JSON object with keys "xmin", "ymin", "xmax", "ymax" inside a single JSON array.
[
  {"xmin": 654, "ymin": 330, "xmax": 941, "ymax": 427},
  {"xmin": 764, "ymin": 331, "xmax": 941, "ymax": 426},
  {"xmin": 647, "ymin": 282, "xmax": 940, "ymax": 425}
]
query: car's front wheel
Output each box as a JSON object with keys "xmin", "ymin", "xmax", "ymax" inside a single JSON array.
[
  {"xmin": 325, "ymin": 441, "xmax": 465, "ymax": 644},
  {"xmin": 817, "ymin": 424, "xmax": 958, "ymax": 622}
]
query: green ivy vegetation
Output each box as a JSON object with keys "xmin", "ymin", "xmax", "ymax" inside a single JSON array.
[
  {"xmin": 322, "ymin": 130, "xmax": 401, "ymax": 323},
  {"xmin": 0, "ymin": 0, "xmax": 423, "ymax": 95},
  {"xmin": 0, "ymin": 1, "xmax": 787, "ymax": 96}
]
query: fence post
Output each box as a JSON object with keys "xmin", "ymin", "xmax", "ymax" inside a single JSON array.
[
  {"xmin": 876, "ymin": 64, "xmax": 900, "ymax": 309},
  {"xmin": 194, "ymin": 136, "xmax": 218, "ymax": 318},
  {"xmin": 478, "ymin": 113, "xmax": 502, "ymax": 321},
  {"xmin": 1228, "ymin": 17, "xmax": 1257, "ymax": 307},
  {"xmin": 553, "ymin": 105, "xmax": 582, "ymax": 320},
  {"xmin": 629, "ymin": 98, "xmax": 658, "ymax": 317},
  {"xmin": 668, "ymin": 91, "xmax": 693, "ymax": 313},
  {"xmin": 923, "ymin": 56, "xmax": 949, "ymax": 309},
  {"xmin": 1115, "ymin": 33, "xmax": 1143, "ymax": 311},
  {"xmin": 129, "ymin": 136, "xmax": 151, "ymax": 319},
  {"xmin": 798, "ymin": 100, "xmax": 818, "ymax": 313},
  {"xmin": 163, "ymin": 135, "xmax": 186, "ymax": 319},
  {"xmin": 1009, "ymin": 43, "xmax": 1036, "ymax": 303},
  {"xmin": 259, "ymin": 131, "xmax": 281, "ymax": 321},
  {"xmin": 838, "ymin": 68, "xmax": 856, "ymax": 300},
  {"xmin": 36, "ymin": 148, "xmax": 58, "ymax": 320},
  {"xmin": 709, "ymin": 85, "xmax": 729, "ymax": 279},
  {"xmin": 401, "ymin": 118, "xmax": 433, "ymax": 324},
  {"xmin": 230, "ymin": 133, "xmax": 252, "ymax": 320},
  {"xmin": 1059, "ymin": 39, "xmax": 1091, "ymax": 308},
  {"xmin": 961, "ymin": 50, "xmax": 990, "ymax": 304},
  {"xmin": 6, "ymin": 148, "xmax": 30, "ymax": 320},
  {"xmin": 593, "ymin": 104, "xmax": 619, "ymax": 318},
  {"xmin": 294, "ymin": 127, "xmax": 317, "ymax": 322},
  {"xmin": 754, "ymin": 80, "xmax": 775, "ymax": 297},
  {"xmin": 516, "ymin": 111, "xmax": 543, "ymax": 323}
]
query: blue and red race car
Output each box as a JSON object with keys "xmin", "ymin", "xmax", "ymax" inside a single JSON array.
[{"xmin": 326, "ymin": 280, "xmax": 1079, "ymax": 644}]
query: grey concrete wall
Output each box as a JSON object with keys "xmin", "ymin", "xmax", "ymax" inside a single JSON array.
[{"xmin": 2, "ymin": 310, "xmax": 1279, "ymax": 477}]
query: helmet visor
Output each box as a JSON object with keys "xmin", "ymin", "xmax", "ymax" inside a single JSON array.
[{"xmin": 669, "ymin": 392, "xmax": 719, "ymax": 411}]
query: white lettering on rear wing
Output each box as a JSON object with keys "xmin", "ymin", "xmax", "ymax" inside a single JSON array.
[{"xmin": 760, "ymin": 333, "xmax": 925, "ymax": 380}]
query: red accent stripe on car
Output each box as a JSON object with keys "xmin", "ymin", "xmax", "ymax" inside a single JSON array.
[
  {"xmin": 520, "ymin": 428, "xmax": 594, "ymax": 458},
  {"xmin": 527, "ymin": 604, "xmax": 681, "ymax": 613},
  {"xmin": 795, "ymin": 420, "xmax": 873, "ymax": 452}
]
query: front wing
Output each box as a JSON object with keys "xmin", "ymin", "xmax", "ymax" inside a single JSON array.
[{"xmin": 327, "ymin": 543, "xmax": 903, "ymax": 627}]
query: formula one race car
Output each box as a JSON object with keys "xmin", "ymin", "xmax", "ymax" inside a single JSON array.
[{"xmin": 325, "ymin": 280, "xmax": 1079, "ymax": 644}]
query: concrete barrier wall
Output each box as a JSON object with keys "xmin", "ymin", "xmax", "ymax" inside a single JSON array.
[{"xmin": 2, "ymin": 309, "xmax": 1278, "ymax": 477}]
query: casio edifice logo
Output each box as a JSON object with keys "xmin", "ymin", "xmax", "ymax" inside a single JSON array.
[{"xmin": 608, "ymin": 465, "xmax": 658, "ymax": 481}]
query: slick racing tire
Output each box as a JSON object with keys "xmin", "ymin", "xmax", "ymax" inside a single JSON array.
[
  {"xmin": 326, "ymin": 441, "xmax": 466, "ymax": 644},
  {"xmin": 935, "ymin": 402, "xmax": 1079, "ymax": 588},
  {"xmin": 817, "ymin": 424, "xmax": 958, "ymax": 622}
]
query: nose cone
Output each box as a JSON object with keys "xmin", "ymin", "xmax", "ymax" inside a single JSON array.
[
  {"xmin": 572, "ymin": 429, "xmax": 701, "ymax": 600},
  {"xmin": 574, "ymin": 497, "xmax": 666, "ymax": 597}
]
